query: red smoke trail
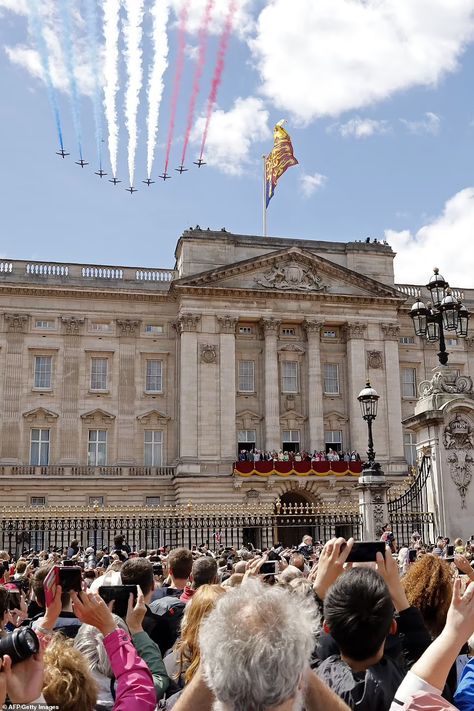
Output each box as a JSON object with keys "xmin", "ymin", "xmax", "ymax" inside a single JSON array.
[
  {"xmin": 180, "ymin": 0, "xmax": 214, "ymax": 166},
  {"xmin": 163, "ymin": 0, "xmax": 190, "ymax": 174},
  {"xmin": 199, "ymin": 0, "xmax": 238, "ymax": 161}
]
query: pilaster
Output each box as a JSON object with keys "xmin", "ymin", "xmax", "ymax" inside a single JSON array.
[
  {"xmin": 381, "ymin": 323, "xmax": 404, "ymax": 461},
  {"xmin": 58, "ymin": 316, "xmax": 84, "ymax": 464},
  {"xmin": 1, "ymin": 314, "xmax": 29, "ymax": 463},
  {"xmin": 116, "ymin": 319, "xmax": 141, "ymax": 464},
  {"xmin": 177, "ymin": 314, "xmax": 201, "ymax": 460},
  {"xmin": 217, "ymin": 316, "xmax": 238, "ymax": 462},
  {"xmin": 344, "ymin": 322, "xmax": 367, "ymax": 456},
  {"xmin": 262, "ymin": 319, "xmax": 281, "ymax": 452},
  {"xmin": 303, "ymin": 320, "xmax": 324, "ymax": 452}
]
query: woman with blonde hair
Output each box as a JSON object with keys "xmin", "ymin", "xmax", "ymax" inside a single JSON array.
[
  {"xmin": 164, "ymin": 584, "xmax": 225, "ymax": 707},
  {"xmin": 43, "ymin": 633, "xmax": 98, "ymax": 711}
]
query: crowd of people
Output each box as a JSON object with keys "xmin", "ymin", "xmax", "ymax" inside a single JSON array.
[
  {"xmin": 1, "ymin": 531, "xmax": 474, "ymax": 709},
  {"xmin": 238, "ymin": 448, "xmax": 361, "ymax": 463}
]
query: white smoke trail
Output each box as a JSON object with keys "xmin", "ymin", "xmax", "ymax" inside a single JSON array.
[
  {"xmin": 123, "ymin": 0, "xmax": 145, "ymax": 186},
  {"xmin": 146, "ymin": 0, "xmax": 170, "ymax": 178},
  {"xmin": 103, "ymin": 0, "xmax": 120, "ymax": 177}
]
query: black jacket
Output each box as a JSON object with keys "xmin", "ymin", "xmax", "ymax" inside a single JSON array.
[{"xmin": 315, "ymin": 607, "xmax": 431, "ymax": 711}]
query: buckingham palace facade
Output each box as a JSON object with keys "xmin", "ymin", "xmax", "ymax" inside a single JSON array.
[{"xmin": 0, "ymin": 228, "xmax": 472, "ymax": 512}]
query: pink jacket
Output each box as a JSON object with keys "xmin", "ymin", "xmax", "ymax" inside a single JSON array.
[{"xmin": 103, "ymin": 628, "xmax": 156, "ymax": 711}]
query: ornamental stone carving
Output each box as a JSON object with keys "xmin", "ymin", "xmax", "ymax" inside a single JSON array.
[
  {"xmin": 344, "ymin": 322, "xmax": 367, "ymax": 340},
  {"xmin": 116, "ymin": 319, "xmax": 141, "ymax": 337},
  {"xmin": 200, "ymin": 344, "xmax": 218, "ymax": 364},
  {"xmin": 60, "ymin": 316, "xmax": 84, "ymax": 335},
  {"xmin": 4, "ymin": 313, "xmax": 28, "ymax": 333},
  {"xmin": 419, "ymin": 370, "xmax": 473, "ymax": 397},
  {"xmin": 303, "ymin": 320, "xmax": 323, "ymax": 337},
  {"xmin": 216, "ymin": 315, "xmax": 238, "ymax": 334},
  {"xmin": 381, "ymin": 323, "xmax": 401, "ymax": 340},
  {"xmin": 175, "ymin": 313, "xmax": 201, "ymax": 333},
  {"xmin": 367, "ymin": 350, "xmax": 383, "ymax": 370},
  {"xmin": 465, "ymin": 337, "xmax": 474, "ymax": 350},
  {"xmin": 255, "ymin": 262, "xmax": 326, "ymax": 292},
  {"xmin": 443, "ymin": 413, "xmax": 474, "ymax": 508},
  {"xmin": 261, "ymin": 318, "xmax": 281, "ymax": 335}
]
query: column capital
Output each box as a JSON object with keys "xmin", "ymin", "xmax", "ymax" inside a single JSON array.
[
  {"xmin": 261, "ymin": 318, "xmax": 281, "ymax": 335},
  {"xmin": 175, "ymin": 313, "xmax": 201, "ymax": 333},
  {"xmin": 303, "ymin": 320, "xmax": 324, "ymax": 337},
  {"xmin": 381, "ymin": 322, "xmax": 401, "ymax": 340},
  {"xmin": 116, "ymin": 319, "xmax": 141, "ymax": 337},
  {"xmin": 4, "ymin": 313, "xmax": 29, "ymax": 333},
  {"xmin": 344, "ymin": 322, "xmax": 367, "ymax": 340},
  {"xmin": 60, "ymin": 316, "xmax": 85, "ymax": 335},
  {"xmin": 216, "ymin": 315, "xmax": 238, "ymax": 334}
]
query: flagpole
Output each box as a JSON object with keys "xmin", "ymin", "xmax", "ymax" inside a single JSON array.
[{"xmin": 262, "ymin": 154, "xmax": 267, "ymax": 237}]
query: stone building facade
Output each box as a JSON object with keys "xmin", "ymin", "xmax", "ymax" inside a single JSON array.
[{"xmin": 0, "ymin": 228, "xmax": 472, "ymax": 511}]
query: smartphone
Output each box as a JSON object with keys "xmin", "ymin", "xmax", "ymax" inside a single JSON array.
[
  {"xmin": 32, "ymin": 558, "xmax": 39, "ymax": 569},
  {"xmin": 153, "ymin": 563, "xmax": 163, "ymax": 576},
  {"xmin": 44, "ymin": 565, "xmax": 82, "ymax": 607},
  {"xmin": 260, "ymin": 561, "xmax": 279, "ymax": 576},
  {"xmin": 447, "ymin": 545, "xmax": 455, "ymax": 557},
  {"xmin": 344, "ymin": 541, "xmax": 386, "ymax": 563},
  {"xmin": 8, "ymin": 591, "xmax": 21, "ymax": 610},
  {"xmin": 408, "ymin": 549, "xmax": 417, "ymax": 563},
  {"xmin": 98, "ymin": 585, "xmax": 138, "ymax": 618}
]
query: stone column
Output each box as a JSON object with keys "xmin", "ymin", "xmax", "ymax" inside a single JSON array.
[
  {"xmin": 116, "ymin": 319, "xmax": 141, "ymax": 465},
  {"xmin": 59, "ymin": 316, "xmax": 84, "ymax": 464},
  {"xmin": 177, "ymin": 314, "xmax": 201, "ymax": 460},
  {"xmin": 381, "ymin": 323, "xmax": 404, "ymax": 461},
  {"xmin": 262, "ymin": 319, "xmax": 281, "ymax": 452},
  {"xmin": 217, "ymin": 316, "xmax": 238, "ymax": 462},
  {"xmin": 1, "ymin": 314, "xmax": 28, "ymax": 463},
  {"xmin": 303, "ymin": 320, "xmax": 324, "ymax": 452},
  {"xmin": 357, "ymin": 471, "xmax": 390, "ymax": 540},
  {"xmin": 345, "ymin": 322, "xmax": 368, "ymax": 456}
]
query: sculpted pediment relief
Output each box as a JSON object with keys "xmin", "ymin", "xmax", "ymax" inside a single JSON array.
[
  {"xmin": 23, "ymin": 407, "xmax": 59, "ymax": 423},
  {"xmin": 137, "ymin": 409, "xmax": 170, "ymax": 425},
  {"xmin": 173, "ymin": 246, "xmax": 401, "ymax": 299},
  {"xmin": 280, "ymin": 411, "xmax": 307, "ymax": 428},
  {"xmin": 236, "ymin": 410, "xmax": 263, "ymax": 429},
  {"xmin": 81, "ymin": 409, "xmax": 116, "ymax": 424}
]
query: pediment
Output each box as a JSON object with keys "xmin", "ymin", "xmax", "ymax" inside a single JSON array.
[
  {"xmin": 137, "ymin": 409, "xmax": 170, "ymax": 424},
  {"xmin": 80, "ymin": 409, "xmax": 116, "ymax": 423},
  {"xmin": 173, "ymin": 246, "xmax": 402, "ymax": 300},
  {"xmin": 236, "ymin": 410, "xmax": 263, "ymax": 428},
  {"xmin": 23, "ymin": 407, "xmax": 59, "ymax": 423},
  {"xmin": 280, "ymin": 411, "xmax": 307, "ymax": 426}
]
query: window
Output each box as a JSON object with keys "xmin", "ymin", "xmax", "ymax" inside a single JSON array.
[
  {"xmin": 238, "ymin": 326, "xmax": 253, "ymax": 335},
  {"xmin": 145, "ymin": 360, "xmax": 163, "ymax": 392},
  {"xmin": 401, "ymin": 368, "xmax": 417, "ymax": 398},
  {"xmin": 144, "ymin": 324, "xmax": 164, "ymax": 334},
  {"xmin": 325, "ymin": 430, "xmax": 343, "ymax": 453},
  {"xmin": 282, "ymin": 430, "xmax": 300, "ymax": 452},
  {"xmin": 35, "ymin": 320, "xmax": 55, "ymax": 330},
  {"xmin": 281, "ymin": 361, "xmax": 298, "ymax": 393},
  {"xmin": 30, "ymin": 429, "xmax": 50, "ymax": 465},
  {"xmin": 30, "ymin": 496, "xmax": 46, "ymax": 507},
  {"xmin": 281, "ymin": 327, "xmax": 296, "ymax": 337},
  {"xmin": 238, "ymin": 430, "xmax": 256, "ymax": 452},
  {"xmin": 446, "ymin": 338, "xmax": 458, "ymax": 347},
  {"xmin": 400, "ymin": 336, "xmax": 415, "ymax": 345},
  {"xmin": 323, "ymin": 329, "xmax": 338, "ymax": 339},
  {"xmin": 403, "ymin": 432, "xmax": 417, "ymax": 466},
  {"xmin": 90, "ymin": 358, "xmax": 108, "ymax": 390},
  {"xmin": 144, "ymin": 430, "xmax": 163, "ymax": 466},
  {"xmin": 88, "ymin": 430, "xmax": 107, "ymax": 466},
  {"xmin": 323, "ymin": 363, "xmax": 340, "ymax": 395},
  {"xmin": 89, "ymin": 496, "xmax": 104, "ymax": 506},
  {"xmin": 34, "ymin": 356, "xmax": 52, "ymax": 389},
  {"xmin": 238, "ymin": 361, "xmax": 255, "ymax": 392},
  {"xmin": 90, "ymin": 322, "xmax": 111, "ymax": 332},
  {"xmin": 146, "ymin": 496, "xmax": 161, "ymax": 507}
]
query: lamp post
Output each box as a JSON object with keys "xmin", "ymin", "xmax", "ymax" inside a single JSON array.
[
  {"xmin": 358, "ymin": 381, "xmax": 382, "ymax": 475},
  {"xmin": 410, "ymin": 268, "xmax": 470, "ymax": 366}
]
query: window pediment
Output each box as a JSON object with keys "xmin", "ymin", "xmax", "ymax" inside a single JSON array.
[
  {"xmin": 23, "ymin": 407, "xmax": 59, "ymax": 423},
  {"xmin": 236, "ymin": 410, "xmax": 263, "ymax": 429},
  {"xmin": 81, "ymin": 409, "xmax": 116, "ymax": 424},
  {"xmin": 280, "ymin": 411, "xmax": 306, "ymax": 428},
  {"xmin": 137, "ymin": 409, "xmax": 170, "ymax": 425},
  {"xmin": 324, "ymin": 411, "xmax": 349, "ymax": 427}
]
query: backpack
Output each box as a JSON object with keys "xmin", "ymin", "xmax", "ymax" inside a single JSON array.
[{"xmin": 145, "ymin": 597, "xmax": 186, "ymax": 656}]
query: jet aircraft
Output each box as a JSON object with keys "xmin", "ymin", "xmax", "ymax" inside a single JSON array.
[
  {"xmin": 126, "ymin": 186, "xmax": 138, "ymax": 194},
  {"xmin": 142, "ymin": 178, "xmax": 155, "ymax": 186},
  {"xmin": 159, "ymin": 172, "xmax": 171, "ymax": 181},
  {"xmin": 175, "ymin": 165, "xmax": 188, "ymax": 174},
  {"xmin": 75, "ymin": 159, "xmax": 89, "ymax": 168},
  {"xmin": 56, "ymin": 149, "xmax": 69, "ymax": 158},
  {"xmin": 109, "ymin": 177, "xmax": 121, "ymax": 185},
  {"xmin": 193, "ymin": 158, "xmax": 206, "ymax": 167},
  {"xmin": 95, "ymin": 169, "xmax": 107, "ymax": 178}
]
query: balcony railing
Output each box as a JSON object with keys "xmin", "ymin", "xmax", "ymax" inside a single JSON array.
[
  {"xmin": 0, "ymin": 465, "xmax": 175, "ymax": 478},
  {"xmin": 233, "ymin": 460, "xmax": 363, "ymax": 477}
]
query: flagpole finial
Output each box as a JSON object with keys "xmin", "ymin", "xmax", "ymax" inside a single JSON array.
[{"xmin": 276, "ymin": 119, "xmax": 287, "ymax": 127}]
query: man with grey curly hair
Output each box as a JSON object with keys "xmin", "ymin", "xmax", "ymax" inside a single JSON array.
[{"xmin": 173, "ymin": 578, "xmax": 350, "ymax": 711}]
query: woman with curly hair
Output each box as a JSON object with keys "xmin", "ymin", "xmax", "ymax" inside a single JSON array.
[
  {"xmin": 43, "ymin": 633, "xmax": 98, "ymax": 711},
  {"xmin": 402, "ymin": 554, "xmax": 453, "ymax": 638}
]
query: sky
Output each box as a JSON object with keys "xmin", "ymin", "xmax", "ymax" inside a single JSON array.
[{"xmin": 1, "ymin": 0, "xmax": 474, "ymax": 287}]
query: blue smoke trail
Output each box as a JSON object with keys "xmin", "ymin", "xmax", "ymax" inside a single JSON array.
[
  {"xmin": 58, "ymin": 0, "xmax": 84, "ymax": 160},
  {"xmin": 27, "ymin": 0, "xmax": 64, "ymax": 150},
  {"xmin": 85, "ymin": 0, "xmax": 104, "ymax": 169}
]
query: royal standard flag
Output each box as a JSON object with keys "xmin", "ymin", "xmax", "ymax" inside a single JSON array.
[{"xmin": 265, "ymin": 120, "xmax": 298, "ymax": 208}]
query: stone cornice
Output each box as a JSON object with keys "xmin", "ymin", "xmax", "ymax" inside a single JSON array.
[{"xmin": 0, "ymin": 284, "xmax": 170, "ymax": 303}]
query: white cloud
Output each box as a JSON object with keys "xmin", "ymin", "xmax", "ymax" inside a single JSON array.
[
  {"xmin": 250, "ymin": 0, "xmax": 474, "ymax": 123},
  {"xmin": 169, "ymin": 0, "xmax": 256, "ymax": 39},
  {"xmin": 400, "ymin": 112, "xmax": 441, "ymax": 135},
  {"xmin": 330, "ymin": 117, "xmax": 390, "ymax": 138},
  {"xmin": 300, "ymin": 172, "xmax": 327, "ymax": 198},
  {"xmin": 387, "ymin": 188, "xmax": 474, "ymax": 288},
  {"xmin": 190, "ymin": 96, "xmax": 271, "ymax": 175}
]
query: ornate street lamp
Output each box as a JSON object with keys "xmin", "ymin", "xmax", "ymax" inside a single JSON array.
[
  {"xmin": 410, "ymin": 269, "xmax": 470, "ymax": 366},
  {"xmin": 358, "ymin": 381, "xmax": 382, "ymax": 474}
]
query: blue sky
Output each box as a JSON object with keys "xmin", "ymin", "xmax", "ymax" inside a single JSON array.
[{"xmin": 1, "ymin": 0, "xmax": 474, "ymax": 286}]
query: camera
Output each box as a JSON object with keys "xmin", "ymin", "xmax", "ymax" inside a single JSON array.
[
  {"xmin": 0, "ymin": 628, "xmax": 39, "ymax": 665},
  {"xmin": 152, "ymin": 563, "xmax": 163, "ymax": 576}
]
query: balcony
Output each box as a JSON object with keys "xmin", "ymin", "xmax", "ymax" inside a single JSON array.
[
  {"xmin": 0, "ymin": 465, "xmax": 175, "ymax": 478},
  {"xmin": 233, "ymin": 460, "xmax": 363, "ymax": 478}
]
